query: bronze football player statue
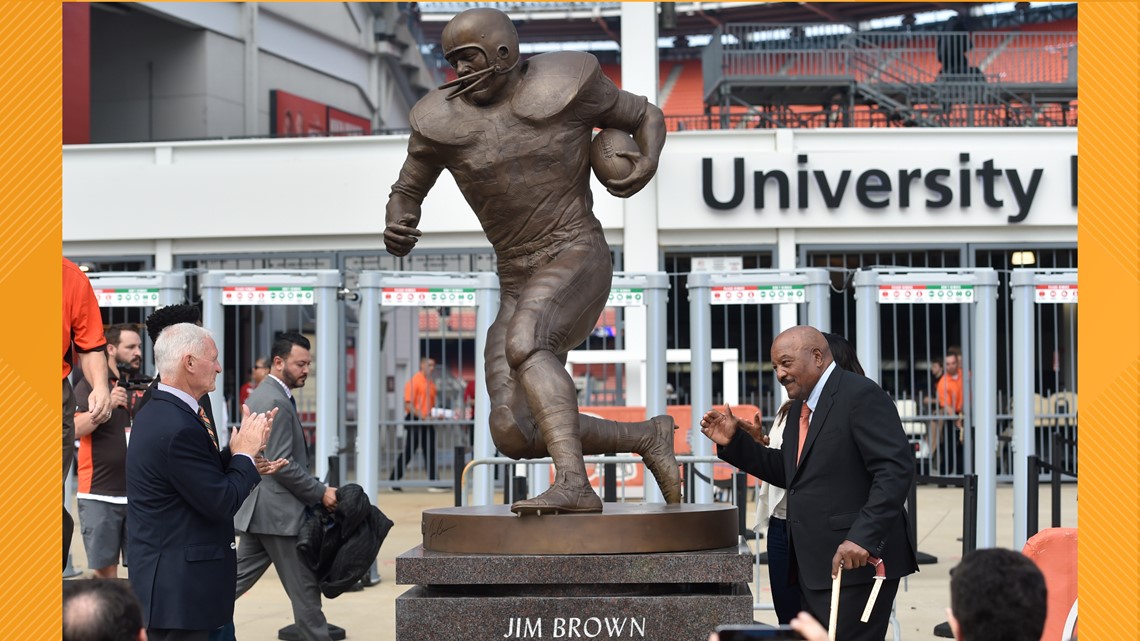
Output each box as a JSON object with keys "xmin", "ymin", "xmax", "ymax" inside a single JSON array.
[{"xmin": 384, "ymin": 8, "xmax": 680, "ymax": 515}]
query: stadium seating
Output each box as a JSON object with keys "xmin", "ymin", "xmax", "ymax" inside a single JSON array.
[
  {"xmin": 662, "ymin": 60, "xmax": 705, "ymax": 117},
  {"xmin": 436, "ymin": 14, "xmax": 1075, "ymax": 130}
]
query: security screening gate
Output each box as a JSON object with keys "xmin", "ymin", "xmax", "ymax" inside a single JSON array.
[
  {"xmin": 1011, "ymin": 268, "xmax": 1077, "ymax": 551},
  {"xmin": 357, "ymin": 271, "xmax": 499, "ymax": 505},
  {"xmin": 687, "ymin": 268, "xmax": 831, "ymax": 504},
  {"xmin": 200, "ymin": 270, "xmax": 342, "ymax": 479},
  {"xmin": 87, "ymin": 271, "xmax": 188, "ymax": 356},
  {"xmin": 854, "ymin": 268, "xmax": 999, "ymax": 548},
  {"xmin": 87, "ymin": 271, "xmax": 187, "ymax": 309}
]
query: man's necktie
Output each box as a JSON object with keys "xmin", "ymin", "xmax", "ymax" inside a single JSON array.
[
  {"xmin": 198, "ymin": 406, "xmax": 219, "ymax": 450},
  {"xmin": 797, "ymin": 405, "xmax": 812, "ymax": 465},
  {"xmin": 289, "ymin": 395, "xmax": 297, "ymax": 410}
]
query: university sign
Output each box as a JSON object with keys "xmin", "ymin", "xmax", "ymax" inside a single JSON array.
[
  {"xmin": 701, "ymin": 153, "xmax": 1077, "ymax": 224},
  {"xmin": 654, "ymin": 130, "xmax": 1078, "ymax": 231}
]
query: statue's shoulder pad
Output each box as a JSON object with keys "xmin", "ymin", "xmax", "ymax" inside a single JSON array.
[
  {"xmin": 512, "ymin": 51, "xmax": 600, "ymax": 120},
  {"xmin": 409, "ymin": 89, "xmax": 457, "ymax": 142}
]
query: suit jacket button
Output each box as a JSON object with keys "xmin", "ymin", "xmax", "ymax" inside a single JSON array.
[
  {"xmin": 231, "ymin": 542, "xmax": 237, "ymax": 549},
  {"xmin": 789, "ymin": 489, "xmax": 795, "ymax": 495}
]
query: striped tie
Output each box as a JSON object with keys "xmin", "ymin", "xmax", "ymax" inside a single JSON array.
[{"xmin": 198, "ymin": 406, "xmax": 219, "ymax": 450}]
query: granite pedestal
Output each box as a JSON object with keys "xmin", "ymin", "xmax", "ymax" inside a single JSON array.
[{"xmin": 395, "ymin": 504, "xmax": 755, "ymax": 641}]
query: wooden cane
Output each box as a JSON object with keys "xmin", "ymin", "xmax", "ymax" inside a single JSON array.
[
  {"xmin": 828, "ymin": 566, "xmax": 842, "ymax": 641},
  {"xmin": 860, "ymin": 557, "xmax": 887, "ymax": 623}
]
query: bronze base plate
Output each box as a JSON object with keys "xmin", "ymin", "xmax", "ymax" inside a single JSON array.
[{"xmin": 421, "ymin": 503, "xmax": 738, "ymax": 555}]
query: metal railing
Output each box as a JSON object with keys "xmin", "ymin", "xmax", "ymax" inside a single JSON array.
[
  {"xmin": 457, "ymin": 453, "xmax": 731, "ymax": 504},
  {"xmin": 1026, "ymin": 432, "xmax": 1077, "ymax": 538},
  {"xmin": 377, "ymin": 418, "xmax": 474, "ymax": 491},
  {"xmin": 704, "ymin": 26, "xmax": 1077, "ymax": 93},
  {"xmin": 700, "ymin": 25, "xmax": 1076, "ymax": 129},
  {"xmin": 663, "ymin": 100, "xmax": 1076, "ymax": 131}
]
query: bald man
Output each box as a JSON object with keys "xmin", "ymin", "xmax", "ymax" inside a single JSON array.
[{"xmin": 701, "ymin": 326, "xmax": 917, "ymax": 641}]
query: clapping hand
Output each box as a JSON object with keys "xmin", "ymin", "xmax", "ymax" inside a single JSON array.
[{"xmin": 230, "ymin": 404, "xmax": 278, "ymax": 457}]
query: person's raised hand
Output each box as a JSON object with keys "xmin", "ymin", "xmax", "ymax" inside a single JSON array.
[
  {"xmin": 699, "ymin": 404, "xmax": 742, "ymax": 446},
  {"xmin": 230, "ymin": 404, "xmax": 273, "ymax": 457},
  {"xmin": 739, "ymin": 410, "xmax": 770, "ymax": 446}
]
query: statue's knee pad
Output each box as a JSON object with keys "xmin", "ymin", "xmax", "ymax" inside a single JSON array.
[{"xmin": 489, "ymin": 405, "xmax": 536, "ymax": 458}]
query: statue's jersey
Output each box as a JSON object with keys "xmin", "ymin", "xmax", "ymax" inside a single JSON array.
[{"xmin": 391, "ymin": 50, "xmax": 649, "ymax": 252}]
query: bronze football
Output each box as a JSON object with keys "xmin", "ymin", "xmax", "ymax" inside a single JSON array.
[{"xmin": 589, "ymin": 128, "xmax": 638, "ymax": 185}]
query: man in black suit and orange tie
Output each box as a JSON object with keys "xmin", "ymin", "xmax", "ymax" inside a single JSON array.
[
  {"xmin": 701, "ymin": 326, "xmax": 917, "ymax": 641},
  {"xmin": 127, "ymin": 323, "xmax": 285, "ymax": 641}
]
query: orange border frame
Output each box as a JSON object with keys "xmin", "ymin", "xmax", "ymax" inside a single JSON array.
[{"xmin": 1075, "ymin": 4, "xmax": 1139, "ymax": 641}]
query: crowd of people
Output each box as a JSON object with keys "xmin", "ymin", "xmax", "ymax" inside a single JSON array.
[
  {"xmin": 63, "ymin": 293, "xmax": 1061, "ymax": 641},
  {"xmin": 63, "ymin": 259, "xmax": 338, "ymax": 641}
]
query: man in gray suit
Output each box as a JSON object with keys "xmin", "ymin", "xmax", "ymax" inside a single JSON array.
[{"xmin": 235, "ymin": 332, "xmax": 337, "ymax": 641}]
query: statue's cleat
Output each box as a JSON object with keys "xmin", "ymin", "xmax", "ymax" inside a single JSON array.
[
  {"xmin": 510, "ymin": 480, "xmax": 603, "ymax": 516},
  {"xmin": 641, "ymin": 415, "xmax": 682, "ymax": 503}
]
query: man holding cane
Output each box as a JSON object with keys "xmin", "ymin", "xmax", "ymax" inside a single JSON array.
[{"xmin": 701, "ymin": 326, "xmax": 916, "ymax": 641}]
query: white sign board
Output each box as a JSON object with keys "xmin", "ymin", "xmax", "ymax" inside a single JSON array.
[
  {"xmin": 711, "ymin": 284, "xmax": 806, "ymax": 305},
  {"xmin": 1035, "ymin": 284, "xmax": 1077, "ymax": 304},
  {"xmin": 222, "ymin": 286, "xmax": 315, "ymax": 305},
  {"xmin": 381, "ymin": 287, "xmax": 477, "ymax": 307},
  {"xmin": 877, "ymin": 284, "xmax": 975, "ymax": 304},
  {"xmin": 95, "ymin": 288, "xmax": 160, "ymax": 307},
  {"xmin": 606, "ymin": 288, "xmax": 645, "ymax": 307}
]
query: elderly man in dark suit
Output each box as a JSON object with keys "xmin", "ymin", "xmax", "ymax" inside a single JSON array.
[
  {"xmin": 701, "ymin": 325, "xmax": 917, "ymax": 641},
  {"xmin": 127, "ymin": 323, "xmax": 282, "ymax": 641},
  {"xmin": 234, "ymin": 332, "xmax": 336, "ymax": 641}
]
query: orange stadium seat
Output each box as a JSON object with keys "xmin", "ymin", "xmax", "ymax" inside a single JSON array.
[
  {"xmin": 984, "ymin": 32, "xmax": 1076, "ymax": 84},
  {"xmin": 446, "ymin": 309, "xmax": 477, "ymax": 332},
  {"xmin": 663, "ymin": 59, "xmax": 705, "ymax": 117},
  {"xmin": 418, "ymin": 308, "xmax": 441, "ymax": 332}
]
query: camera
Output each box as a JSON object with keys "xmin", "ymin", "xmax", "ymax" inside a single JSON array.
[
  {"xmin": 118, "ymin": 374, "xmax": 154, "ymax": 392},
  {"xmin": 117, "ymin": 374, "xmax": 154, "ymax": 418}
]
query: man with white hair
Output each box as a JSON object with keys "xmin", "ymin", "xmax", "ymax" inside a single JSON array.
[{"xmin": 127, "ymin": 323, "xmax": 285, "ymax": 641}]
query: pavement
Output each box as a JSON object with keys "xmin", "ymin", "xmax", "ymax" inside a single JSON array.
[{"xmin": 66, "ymin": 483, "xmax": 1076, "ymax": 641}]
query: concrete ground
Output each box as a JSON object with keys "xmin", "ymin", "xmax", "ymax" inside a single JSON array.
[{"xmin": 66, "ymin": 483, "xmax": 1076, "ymax": 641}]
